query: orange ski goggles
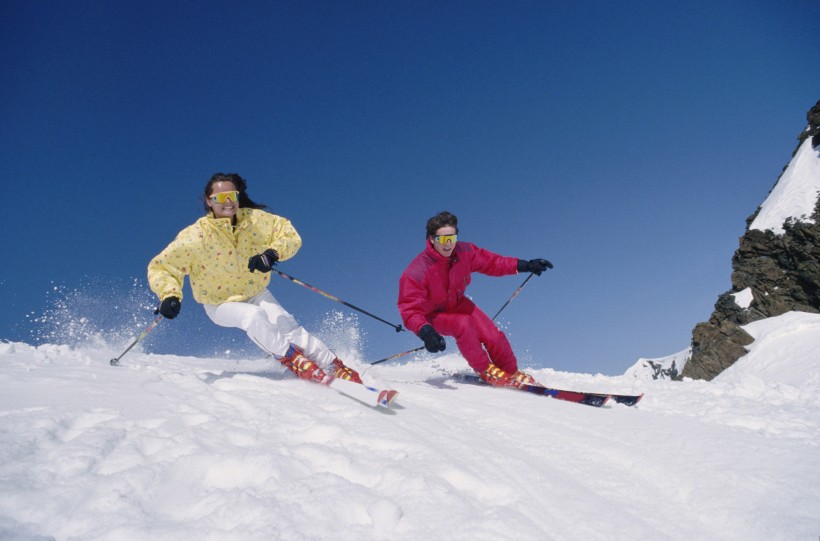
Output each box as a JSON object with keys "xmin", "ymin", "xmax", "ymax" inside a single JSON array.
[
  {"xmin": 210, "ymin": 191, "xmax": 239, "ymax": 204},
  {"xmin": 434, "ymin": 234, "xmax": 458, "ymax": 245}
]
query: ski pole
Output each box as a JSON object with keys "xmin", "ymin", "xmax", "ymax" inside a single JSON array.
[
  {"xmin": 273, "ymin": 269, "xmax": 404, "ymax": 333},
  {"xmin": 490, "ymin": 272, "xmax": 534, "ymax": 321},
  {"xmin": 369, "ymin": 346, "xmax": 424, "ymax": 365},
  {"xmin": 370, "ymin": 272, "xmax": 537, "ymax": 365},
  {"xmin": 109, "ymin": 315, "xmax": 163, "ymax": 366}
]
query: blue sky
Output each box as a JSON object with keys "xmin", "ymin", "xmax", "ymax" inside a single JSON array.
[{"xmin": 2, "ymin": 0, "xmax": 818, "ymax": 375}]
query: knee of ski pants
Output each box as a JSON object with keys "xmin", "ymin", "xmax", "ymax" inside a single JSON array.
[
  {"xmin": 239, "ymin": 309, "xmax": 292, "ymax": 355},
  {"xmin": 434, "ymin": 318, "xmax": 493, "ymax": 373},
  {"xmin": 434, "ymin": 312, "xmax": 516, "ymax": 374},
  {"xmin": 258, "ymin": 304, "xmax": 300, "ymax": 334}
]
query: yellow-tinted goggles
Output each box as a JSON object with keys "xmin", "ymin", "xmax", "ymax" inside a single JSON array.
[
  {"xmin": 434, "ymin": 234, "xmax": 458, "ymax": 245},
  {"xmin": 210, "ymin": 190, "xmax": 239, "ymax": 204}
]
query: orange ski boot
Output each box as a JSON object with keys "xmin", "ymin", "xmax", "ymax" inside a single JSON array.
[
  {"xmin": 329, "ymin": 358, "xmax": 363, "ymax": 384},
  {"xmin": 478, "ymin": 363, "xmax": 514, "ymax": 387},
  {"xmin": 509, "ymin": 370, "xmax": 539, "ymax": 389},
  {"xmin": 279, "ymin": 346, "xmax": 328, "ymax": 384}
]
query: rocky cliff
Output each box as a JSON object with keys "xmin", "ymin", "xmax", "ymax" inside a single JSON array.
[{"xmin": 681, "ymin": 100, "xmax": 820, "ymax": 381}]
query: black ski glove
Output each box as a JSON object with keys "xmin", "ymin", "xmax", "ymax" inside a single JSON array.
[
  {"xmin": 248, "ymin": 249, "xmax": 279, "ymax": 273},
  {"xmin": 418, "ymin": 324, "xmax": 446, "ymax": 353},
  {"xmin": 517, "ymin": 258, "xmax": 553, "ymax": 276},
  {"xmin": 155, "ymin": 296, "xmax": 181, "ymax": 319}
]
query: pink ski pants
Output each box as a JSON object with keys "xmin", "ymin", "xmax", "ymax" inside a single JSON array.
[{"xmin": 430, "ymin": 302, "xmax": 518, "ymax": 374}]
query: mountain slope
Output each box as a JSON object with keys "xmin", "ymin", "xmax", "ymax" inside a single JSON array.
[{"xmin": 1, "ymin": 315, "xmax": 819, "ymax": 540}]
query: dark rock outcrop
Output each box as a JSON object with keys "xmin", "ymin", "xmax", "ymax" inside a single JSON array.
[
  {"xmin": 805, "ymin": 100, "xmax": 820, "ymax": 148},
  {"xmin": 682, "ymin": 100, "xmax": 820, "ymax": 381}
]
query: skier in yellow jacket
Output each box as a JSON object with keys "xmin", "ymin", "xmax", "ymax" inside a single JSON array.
[{"xmin": 148, "ymin": 172, "xmax": 362, "ymax": 384}]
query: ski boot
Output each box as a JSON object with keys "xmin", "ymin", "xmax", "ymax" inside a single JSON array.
[
  {"xmin": 279, "ymin": 346, "xmax": 328, "ymax": 384},
  {"xmin": 509, "ymin": 370, "xmax": 539, "ymax": 389},
  {"xmin": 479, "ymin": 364, "xmax": 539, "ymax": 389},
  {"xmin": 478, "ymin": 363, "xmax": 514, "ymax": 387},
  {"xmin": 329, "ymin": 358, "xmax": 363, "ymax": 384}
]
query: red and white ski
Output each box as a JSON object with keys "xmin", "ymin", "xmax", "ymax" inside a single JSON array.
[{"xmin": 327, "ymin": 377, "xmax": 399, "ymax": 409}]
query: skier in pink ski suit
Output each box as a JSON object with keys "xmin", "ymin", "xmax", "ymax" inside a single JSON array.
[{"xmin": 398, "ymin": 211, "xmax": 552, "ymax": 388}]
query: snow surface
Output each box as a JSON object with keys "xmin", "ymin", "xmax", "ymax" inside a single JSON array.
[
  {"xmin": 718, "ymin": 311, "xmax": 820, "ymax": 388},
  {"xmin": 2, "ymin": 312, "xmax": 819, "ymax": 540},
  {"xmin": 749, "ymin": 138, "xmax": 820, "ymax": 234}
]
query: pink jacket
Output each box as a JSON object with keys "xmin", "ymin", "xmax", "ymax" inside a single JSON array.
[{"xmin": 398, "ymin": 240, "xmax": 519, "ymax": 335}]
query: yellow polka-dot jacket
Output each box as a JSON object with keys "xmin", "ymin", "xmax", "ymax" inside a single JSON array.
[{"xmin": 148, "ymin": 208, "xmax": 302, "ymax": 305}]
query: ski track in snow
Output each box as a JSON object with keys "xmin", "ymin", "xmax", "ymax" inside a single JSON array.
[{"xmin": 0, "ymin": 340, "xmax": 818, "ymax": 541}]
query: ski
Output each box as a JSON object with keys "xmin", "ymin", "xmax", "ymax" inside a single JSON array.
[
  {"xmin": 606, "ymin": 392, "xmax": 643, "ymax": 407},
  {"xmin": 327, "ymin": 377, "xmax": 399, "ymax": 409},
  {"xmin": 111, "ymin": 357, "xmax": 399, "ymax": 409},
  {"xmin": 518, "ymin": 382, "xmax": 611, "ymax": 407},
  {"xmin": 456, "ymin": 374, "xmax": 642, "ymax": 407}
]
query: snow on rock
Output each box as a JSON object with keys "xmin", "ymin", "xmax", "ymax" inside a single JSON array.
[
  {"xmin": 623, "ymin": 347, "xmax": 690, "ymax": 380},
  {"xmin": 749, "ymin": 138, "xmax": 820, "ymax": 235},
  {"xmin": 732, "ymin": 287, "xmax": 754, "ymax": 309}
]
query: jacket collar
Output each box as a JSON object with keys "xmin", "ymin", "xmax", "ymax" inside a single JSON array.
[
  {"xmin": 204, "ymin": 208, "xmax": 251, "ymax": 228},
  {"xmin": 424, "ymin": 239, "xmax": 456, "ymax": 263}
]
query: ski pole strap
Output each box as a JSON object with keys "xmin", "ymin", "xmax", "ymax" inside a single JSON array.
[{"xmin": 273, "ymin": 269, "xmax": 404, "ymax": 333}]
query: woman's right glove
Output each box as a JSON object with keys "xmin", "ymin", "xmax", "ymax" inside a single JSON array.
[
  {"xmin": 418, "ymin": 324, "xmax": 446, "ymax": 353},
  {"xmin": 248, "ymin": 249, "xmax": 279, "ymax": 273},
  {"xmin": 155, "ymin": 296, "xmax": 181, "ymax": 319}
]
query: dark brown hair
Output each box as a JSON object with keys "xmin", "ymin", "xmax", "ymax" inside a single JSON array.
[
  {"xmin": 426, "ymin": 211, "xmax": 458, "ymax": 238},
  {"xmin": 202, "ymin": 173, "xmax": 269, "ymax": 214}
]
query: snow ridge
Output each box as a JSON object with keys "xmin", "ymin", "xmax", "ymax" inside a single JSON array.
[{"xmin": 749, "ymin": 138, "xmax": 820, "ymax": 234}]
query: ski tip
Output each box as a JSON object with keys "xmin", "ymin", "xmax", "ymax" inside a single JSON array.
[
  {"xmin": 377, "ymin": 389, "xmax": 399, "ymax": 408},
  {"xmin": 619, "ymin": 393, "xmax": 644, "ymax": 406},
  {"xmin": 386, "ymin": 390, "xmax": 399, "ymax": 405}
]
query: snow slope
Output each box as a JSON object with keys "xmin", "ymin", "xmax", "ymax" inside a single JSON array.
[
  {"xmin": 749, "ymin": 137, "xmax": 820, "ymax": 234},
  {"xmin": 1, "ymin": 312, "xmax": 819, "ymax": 540}
]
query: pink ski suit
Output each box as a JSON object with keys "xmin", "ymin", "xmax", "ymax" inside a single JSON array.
[{"xmin": 398, "ymin": 240, "xmax": 521, "ymax": 373}]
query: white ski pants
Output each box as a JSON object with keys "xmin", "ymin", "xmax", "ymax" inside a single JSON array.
[{"xmin": 203, "ymin": 289, "xmax": 336, "ymax": 368}]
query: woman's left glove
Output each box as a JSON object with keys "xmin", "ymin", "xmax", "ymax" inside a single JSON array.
[
  {"xmin": 517, "ymin": 258, "xmax": 553, "ymax": 276},
  {"xmin": 248, "ymin": 249, "xmax": 279, "ymax": 273}
]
